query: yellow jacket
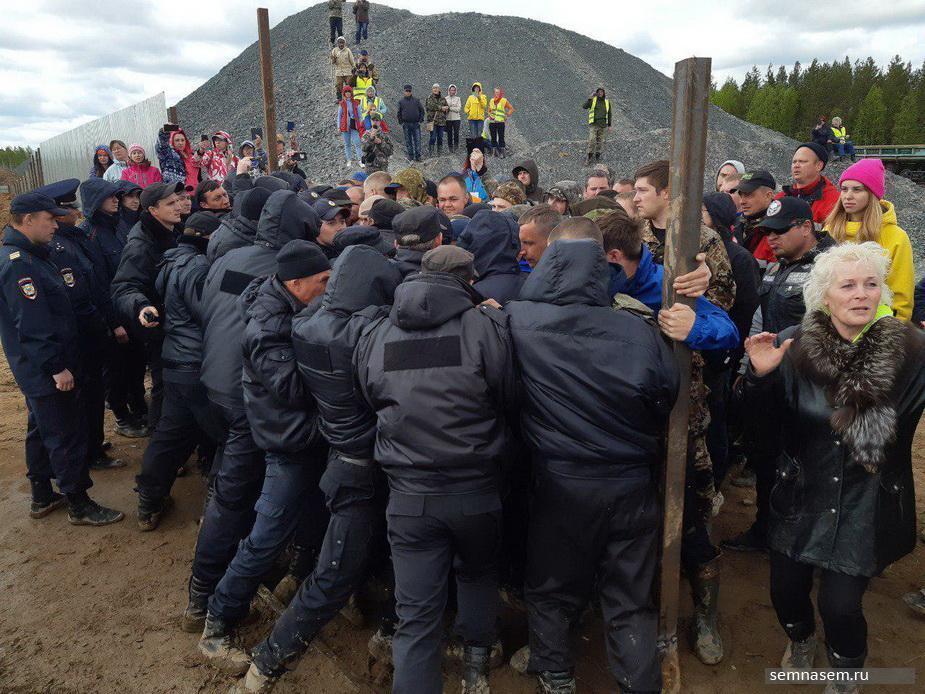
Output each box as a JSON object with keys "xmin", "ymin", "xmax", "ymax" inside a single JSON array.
[
  {"xmin": 465, "ymin": 86, "xmax": 488, "ymax": 121},
  {"xmin": 841, "ymin": 200, "xmax": 914, "ymax": 321}
]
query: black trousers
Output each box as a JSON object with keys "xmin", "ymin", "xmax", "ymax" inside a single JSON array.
[
  {"xmin": 80, "ymin": 338, "xmax": 106, "ymax": 463},
  {"xmin": 135, "ymin": 380, "xmax": 226, "ymax": 500},
  {"xmin": 769, "ymin": 551, "xmax": 869, "ymax": 659},
  {"xmin": 251, "ymin": 456, "xmax": 394, "ymax": 676},
  {"xmin": 446, "ymin": 120, "xmax": 461, "ymax": 149},
  {"xmin": 25, "ymin": 390, "xmax": 92, "ymax": 497},
  {"xmin": 388, "ymin": 490, "xmax": 502, "ymax": 694},
  {"xmin": 329, "ymin": 16, "xmax": 343, "ymax": 44},
  {"xmin": 488, "ymin": 122, "xmax": 506, "ymax": 150},
  {"xmin": 525, "ymin": 469, "xmax": 661, "ymax": 692},
  {"xmin": 705, "ymin": 368, "xmax": 732, "ymax": 487},
  {"xmin": 145, "ymin": 339, "xmax": 164, "ymax": 429},
  {"xmin": 106, "ymin": 336, "xmax": 147, "ymax": 422}
]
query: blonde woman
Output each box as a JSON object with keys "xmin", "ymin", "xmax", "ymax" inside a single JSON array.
[
  {"xmin": 823, "ymin": 158, "xmax": 913, "ymax": 321},
  {"xmin": 744, "ymin": 242, "xmax": 925, "ymax": 693}
]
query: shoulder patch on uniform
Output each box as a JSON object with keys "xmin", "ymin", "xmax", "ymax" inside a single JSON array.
[
  {"xmin": 18, "ymin": 277, "xmax": 37, "ymax": 300},
  {"xmin": 612, "ymin": 293, "xmax": 656, "ymax": 324},
  {"xmin": 60, "ymin": 268, "xmax": 76, "ymax": 287},
  {"xmin": 9, "ymin": 251, "xmax": 20, "ymax": 260}
]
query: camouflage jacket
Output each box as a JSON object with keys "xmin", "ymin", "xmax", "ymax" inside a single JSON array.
[{"xmin": 361, "ymin": 130, "xmax": 393, "ymax": 173}]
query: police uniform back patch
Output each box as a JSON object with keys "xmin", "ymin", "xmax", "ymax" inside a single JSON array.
[{"xmin": 18, "ymin": 277, "xmax": 37, "ymax": 300}]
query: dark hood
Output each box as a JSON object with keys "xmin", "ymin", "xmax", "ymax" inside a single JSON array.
[
  {"xmin": 271, "ymin": 171, "xmax": 307, "ymax": 192},
  {"xmin": 390, "ymin": 272, "xmax": 476, "ymax": 330},
  {"xmin": 79, "ymin": 177, "xmax": 121, "ymax": 219},
  {"xmin": 323, "ymin": 245, "xmax": 402, "ymax": 314},
  {"xmin": 518, "ymin": 239, "xmax": 610, "ymax": 307},
  {"xmin": 456, "ymin": 209, "xmax": 520, "ymax": 278},
  {"xmin": 256, "ymin": 190, "xmax": 320, "ymax": 249},
  {"xmin": 512, "ymin": 159, "xmax": 540, "ymax": 193},
  {"xmin": 333, "ymin": 224, "xmax": 394, "ymax": 257},
  {"xmin": 242, "ymin": 275, "xmax": 303, "ymax": 324}
]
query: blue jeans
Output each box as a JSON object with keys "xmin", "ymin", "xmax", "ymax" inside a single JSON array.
[
  {"xmin": 355, "ymin": 21, "xmax": 368, "ymax": 43},
  {"xmin": 342, "ymin": 130, "xmax": 361, "ymax": 161},
  {"xmin": 428, "ymin": 125, "xmax": 445, "ymax": 148},
  {"xmin": 402, "ymin": 123, "xmax": 421, "ymax": 159},
  {"xmin": 468, "ymin": 119, "xmax": 484, "ymax": 138},
  {"xmin": 836, "ymin": 140, "xmax": 856, "ymax": 158},
  {"xmin": 208, "ymin": 449, "xmax": 327, "ymax": 622}
]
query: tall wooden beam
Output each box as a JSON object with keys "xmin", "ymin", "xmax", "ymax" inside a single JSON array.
[{"xmin": 257, "ymin": 8, "xmax": 279, "ymax": 173}]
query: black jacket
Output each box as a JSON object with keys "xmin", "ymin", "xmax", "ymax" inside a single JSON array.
[
  {"xmin": 393, "ymin": 247, "xmax": 425, "ymax": 278},
  {"xmin": 156, "ymin": 237, "xmax": 210, "ymax": 384},
  {"xmin": 48, "ymin": 224, "xmax": 109, "ymax": 340},
  {"xmin": 292, "ymin": 245, "xmax": 402, "ymax": 459},
  {"xmin": 505, "ymin": 239, "xmax": 679, "ymax": 481},
  {"xmin": 396, "ymin": 95, "xmax": 425, "ymax": 124},
  {"xmin": 758, "ymin": 234, "xmax": 836, "ymax": 334},
  {"xmin": 457, "ymin": 209, "xmax": 524, "ymax": 304},
  {"xmin": 719, "ymin": 237, "xmax": 760, "ymax": 367},
  {"xmin": 745, "ymin": 314, "xmax": 925, "ymax": 577},
  {"xmin": 332, "ymin": 225, "xmax": 394, "ymax": 257},
  {"xmin": 80, "ymin": 178, "xmax": 126, "ymax": 283},
  {"xmin": 110, "ymin": 212, "xmax": 179, "ymax": 335},
  {"xmin": 240, "ymin": 275, "xmax": 321, "ymax": 453},
  {"xmin": 355, "ymin": 271, "xmax": 516, "ymax": 495},
  {"xmin": 511, "ymin": 159, "xmax": 545, "ymax": 204},
  {"xmin": 199, "ymin": 190, "xmax": 319, "ymax": 407}
]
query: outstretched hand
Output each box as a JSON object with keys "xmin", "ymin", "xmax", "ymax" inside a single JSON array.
[{"xmin": 745, "ymin": 332, "xmax": 793, "ymax": 377}]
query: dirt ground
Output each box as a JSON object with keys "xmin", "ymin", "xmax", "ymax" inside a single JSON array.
[{"xmin": 0, "ymin": 356, "xmax": 923, "ymax": 694}]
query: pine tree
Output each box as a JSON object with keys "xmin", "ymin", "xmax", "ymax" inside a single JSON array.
[
  {"xmin": 776, "ymin": 65, "xmax": 788, "ymax": 85},
  {"xmin": 853, "ymin": 86, "xmax": 887, "ymax": 144},
  {"xmin": 788, "ymin": 61, "xmax": 803, "ymax": 90},
  {"xmin": 881, "ymin": 55, "xmax": 912, "ymax": 141},
  {"xmin": 711, "ymin": 78, "xmax": 742, "ymax": 117},
  {"xmin": 893, "ymin": 92, "xmax": 923, "ymax": 144},
  {"xmin": 765, "ymin": 64, "xmax": 776, "ymax": 86},
  {"xmin": 740, "ymin": 66, "xmax": 762, "ymax": 115}
]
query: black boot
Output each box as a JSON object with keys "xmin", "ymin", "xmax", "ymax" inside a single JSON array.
[
  {"xmin": 823, "ymin": 646, "xmax": 866, "ymax": 693},
  {"xmin": 537, "ymin": 670, "xmax": 576, "ymax": 693},
  {"xmin": 137, "ymin": 493, "xmax": 173, "ymax": 532},
  {"xmin": 688, "ymin": 555, "xmax": 723, "ymax": 665},
  {"xmin": 461, "ymin": 645, "xmax": 491, "ymax": 694},
  {"xmin": 90, "ymin": 451, "xmax": 126, "ymax": 470},
  {"xmin": 198, "ymin": 613, "xmax": 250, "ymax": 674},
  {"xmin": 183, "ymin": 575, "xmax": 213, "ymax": 633},
  {"xmin": 29, "ymin": 478, "xmax": 65, "ymax": 519},
  {"xmin": 66, "ymin": 492, "xmax": 124, "ymax": 526},
  {"xmin": 272, "ymin": 544, "xmax": 317, "ymax": 605}
]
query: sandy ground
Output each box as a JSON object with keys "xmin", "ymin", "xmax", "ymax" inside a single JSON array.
[{"xmin": 0, "ymin": 354, "xmax": 923, "ymax": 694}]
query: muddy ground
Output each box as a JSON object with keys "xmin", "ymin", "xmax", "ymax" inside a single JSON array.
[{"xmin": 0, "ymin": 355, "xmax": 923, "ymax": 694}]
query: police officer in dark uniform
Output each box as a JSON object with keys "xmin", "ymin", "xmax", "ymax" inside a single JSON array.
[
  {"xmin": 724, "ymin": 197, "xmax": 836, "ymax": 554},
  {"xmin": 355, "ymin": 236, "xmax": 516, "ymax": 694},
  {"xmin": 0, "ymin": 192, "xmax": 123, "ymax": 525},
  {"xmin": 37, "ymin": 179, "xmax": 126, "ymax": 470}
]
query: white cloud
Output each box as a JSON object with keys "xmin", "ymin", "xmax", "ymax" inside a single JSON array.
[{"xmin": 2, "ymin": 0, "xmax": 923, "ymax": 147}]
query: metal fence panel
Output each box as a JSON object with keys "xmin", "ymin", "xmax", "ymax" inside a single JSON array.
[{"xmin": 38, "ymin": 93, "xmax": 167, "ymax": 187}]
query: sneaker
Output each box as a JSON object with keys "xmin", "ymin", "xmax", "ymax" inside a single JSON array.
[
  {"xmin": 509, "ymin": 645, "xmax": 530, "ymax": 675},
  {"xmin": 231, "ymin": 663, "xmax": 279, "ymax": 693},
  {"xmin": 90, "ymin": 453, "xmax": 127, "ymax": 470},
  {"xmin": 116, "ymin": 421, "xmax": 149, "ymax": 438},
  {"xmin": 198, "ymin": 614, "xmax": 250, "ymax": 674},
  {"xmin": 346, "ymin": 160, "xmax": 353, "ymax": 167},
  {"xmin": 902, "ymin": 588, "xmax": 925, "ymax": 616},
  {"xmin": 780, "ymin": 635, "xmax": 816, "ymax": 669},
  {"xmin": 68, "ymin": 498, "xmax": 125, "ymax": 526},
  {"xmin": 30, "ymin": 492, "xmax": 66, "ymax": 519},
  {"xmin": 137, "ymin": 496, "xmax": 173, "ymax": 532},
  {"xmin": 721, "ymin": 526, "xmax": 767, "ymax": 553},
  {"xmin": 711, "ymin": 490, "xmax": 725, "ymax": 518}
]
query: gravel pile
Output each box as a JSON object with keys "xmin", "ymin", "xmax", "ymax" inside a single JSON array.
[{"xmin": 177, "ymin": 2, "xmax": 925, "ymax": 272}]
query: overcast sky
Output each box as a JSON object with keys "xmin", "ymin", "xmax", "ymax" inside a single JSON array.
[{"xmin": 3, "ymin": 0, "xmax": 923, "ymax": 147}]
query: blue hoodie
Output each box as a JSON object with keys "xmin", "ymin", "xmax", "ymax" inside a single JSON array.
[{"xmin": 611, "ymin": 244, "xmax": 739, "ymax": 351}]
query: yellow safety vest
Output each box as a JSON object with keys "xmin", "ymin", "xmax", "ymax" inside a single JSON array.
[
  {"xmin": 354, "ymin": 76, "xmax": 374, "ymax": 94},
  {"xmin": 832, "ymin": 126, "xmax": 847, "ymax": 139},
  {"xmin": 588, "ymin": 96, "xmax": 610, "ymax": 125},
  {"xmin": 490, "ymin": 98, "xmax": 510, "ymax": 122}
]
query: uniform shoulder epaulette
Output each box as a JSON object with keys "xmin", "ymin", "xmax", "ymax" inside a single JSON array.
[{"xmin": 612, "ymin": 293, "xmax": 656, "ymax": 325}]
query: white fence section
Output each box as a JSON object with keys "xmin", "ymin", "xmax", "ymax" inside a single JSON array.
[{"xmin": 38, "ymin": 93, "xmax": 168, "ymax": 186}]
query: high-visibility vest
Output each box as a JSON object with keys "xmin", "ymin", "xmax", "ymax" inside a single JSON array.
[
  {"xmin": 588, "ymin": 96, "xmax": 610, "ymax": 125},
  {"xmin": 354, "ymin": 76, "xmax": 374, "ymax": 94},
  {"xmin": 490, "ymin": 98, "xmax": 510, "ymax": 122},
  {"xmin": 832, "ymin": 126, "xmax": 847, "ymax": 139}
]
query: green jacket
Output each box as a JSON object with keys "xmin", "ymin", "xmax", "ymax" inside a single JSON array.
[
  {"xmin": 583, "ymin": 95, "xmax": 612, "ymax": 127},
  {"xmin": 426, "ymin": 94, "xmax": 449, "ymax": 127}
]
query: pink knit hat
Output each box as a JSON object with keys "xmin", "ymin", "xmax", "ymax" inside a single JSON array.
[
  {"xmin": 128, "ymin": 143, "xmax": 145, "ymax": 156},
  {"xmin": 838, "ymin": 158, "xmax": 885, "ymax": 199}
]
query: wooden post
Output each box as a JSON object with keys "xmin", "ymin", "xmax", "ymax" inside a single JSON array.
[
  {"xmin": 658, "ymin": 56, "xmax": 712, "ymax": 694},
  {"xmin": 35, "ymin": 148, "xmax": 43, "ymax": 187},
  {"xmin": 167, "ymin": 105, "xmax": 178, "ymax": 124},
  {"xmin": 257, "ymin": 8, "xmax": 279, "ymax": 173}
]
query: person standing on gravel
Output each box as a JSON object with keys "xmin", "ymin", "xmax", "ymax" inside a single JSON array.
[
  {"xmin": 464, "ymin": 82, "xmax": 488, "ymax": 138},
  {"xmin": 487, "ymin": 87, "xmax": 514, "ymax": 158},
  {"xmin": 445, "ymin": 85, "xmax": 462, "ymax": 153},
  {"xmin": 327, "ymin": 0, "xmax": 345, "ymax": 46},
  {"xmin": 397, "ymin": 85, "xmax": 425, "ymax": 162},
  {"xmin": 425, "ymin": 84, "xmax": 449, "ymax": 157},
  {"xmin": 330, "ymin": 36, "xmax": 355, "ymax": 101},
  {"xmin": 583, "ymin": 87, "xmax": 612, "ymax": 165},
  {"xmin": 352, "ymin": 0, "xmax": 370, "ymax": 45}
]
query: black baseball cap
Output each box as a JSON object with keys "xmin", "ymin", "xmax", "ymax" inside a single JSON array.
[
  {"xmin": 10, "ymin": 191, "xmax": 69, "ymax": 216},
  {"xmin": 756, "ymin": 197, "xmax": 813, "ymax": 231},
  {"xmin": 184, "ymin": 211, "xmax": 223, "ymax": 236},
  {"xmin": 393, "ymin": 206, "xmax": 450, "ymax": 245},
  {"xmin": 403, "ymin": 84, "xmax": 413, "ymax": 91},
  {"xmin": 312, "ymin": 198, "xmax": 347, "ymax": 221},
  {"xmin": 140, "ymin": 181, "xmax": 184, "ymax": 210},
  {"xmin": 733, "ymin": 170, "xmax": 776, "ymax": 194}
]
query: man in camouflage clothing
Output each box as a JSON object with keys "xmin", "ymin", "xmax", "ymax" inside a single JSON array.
[
  {"xmin": 633, "ymin": 160, "xmax": 735, "ymax": 667},
  {"xmin": 361, "ymin": 115, "xmax": 393, "ymax": 173}
]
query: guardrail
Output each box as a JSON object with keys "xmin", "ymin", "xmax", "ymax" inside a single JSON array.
[{"xmin": 855, "ymin": 145, "xmax": 925, "ymax": 160}]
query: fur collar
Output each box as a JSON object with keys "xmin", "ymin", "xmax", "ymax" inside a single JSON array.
[{"xmin": 792, "ymin": 309, "xmax": 908, "ymax": 473}]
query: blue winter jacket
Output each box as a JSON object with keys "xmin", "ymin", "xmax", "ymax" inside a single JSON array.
[{"xmin": 611, "ymin": 244, "xmax": 739, "ymax": 351}]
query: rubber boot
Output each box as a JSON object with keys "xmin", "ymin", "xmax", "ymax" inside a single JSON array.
[
  {"xmin": 182, "ymin": 575, "xmax": 212, "ymax": 633},
  {"xmin": 822, "ymin": 646, "xmax": 866, "ymax": 693},
  {"xmin": 198, "ymin": 613, "xmax": 250, "ymax": 674},
  {"xmin": 231, "ymin": 663, "xmax": 279, "ymax": 693},
  {"xmin": 688, "ymin": 555, "xmax": 724, "ymax": 664},
  {"xmin": 537, "ymin": 670, "xmax": 576, "ymax": 694},
  {"xmin": 461, "ymin": 645, "xmax": 491, "ymax": 694},
  {"xmin": 137, "ymin": 494, "xmax": 173, "ymax": 532}
]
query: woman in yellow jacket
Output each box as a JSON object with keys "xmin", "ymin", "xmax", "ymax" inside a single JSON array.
[
  {"xmin": 464, "ymin": 82, "xmax": 488, "ymax": 138},
  {"xmin": 823, "ymin": 158, "xmax": 914, "ymax": 321}
]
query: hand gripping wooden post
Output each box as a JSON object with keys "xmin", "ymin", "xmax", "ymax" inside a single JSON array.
[
  {"xmin": 658, "ymin": 56, "xmax": 712, "ymax": 694},
  {"xmin": 257, "ymin": 8, "xmax": 279, "ymax": 173}
]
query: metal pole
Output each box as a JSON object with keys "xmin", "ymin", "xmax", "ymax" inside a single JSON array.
[
  {"xmin": 257, "ymin": 8, "xmax": 279, "ymax": 173},
  {"xmin": 657, "ymin": 55, "xmax": 712, "ymax": 694},
  {"xmin": 167, "ymin": 106, "xmax": 178, "ymax": 124}
]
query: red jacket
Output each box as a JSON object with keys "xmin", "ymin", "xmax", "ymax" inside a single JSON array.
[
  {"xmin": 776, "ymin": 176, "xmax": 839, "ymax": 225},
  {"xmin": 338, "ymin": 98, "xmax": 364, "ymax": 135}
]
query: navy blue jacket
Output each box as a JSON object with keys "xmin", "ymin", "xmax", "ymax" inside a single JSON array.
[
  {"xmin": 0, "ymin": 227, "xmax": 80, "ymax": 397},
  {"xmin": 457, "ymin": 209, "xmax": 525, "ymax": 304},
  {"xmin": 292, "ymin": 245, "xmax": 401, "ymax": 459},
  {"xmin": 505, "ymin": 240, "xmax": 679, "ymax": 480},
  {"xmin": 48, "ymin": 224, "xmax": 108, "ymax": 340},
  {"xmin": 396, "ymin": 95, "xmax": 425, "ymax": 124},
  {"xmin": 79, "ymin": 178, "xmax": 125, "ymax": 283}
]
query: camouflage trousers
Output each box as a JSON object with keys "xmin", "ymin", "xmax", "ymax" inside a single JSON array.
[{"xmin": 687, "ymin": 354, "xmax": 715, "ymax": 524}]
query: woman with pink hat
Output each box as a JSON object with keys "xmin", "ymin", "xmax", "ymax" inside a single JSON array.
[
  {"xmin": 120, "ymin": 144, "xmax": 163, "ymax": 188},
  {"xmin": 823, "ymin": 158, "xmax": 914, "ymax": 321}
]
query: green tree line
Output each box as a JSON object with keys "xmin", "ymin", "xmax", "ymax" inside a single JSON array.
[
  {"xmin": 712, "ymin": 56, "xmax": 925, "ymax": 145},
  {"xmin": 0, "ymin": 146, "xmax": 33, "ymax": 169}
]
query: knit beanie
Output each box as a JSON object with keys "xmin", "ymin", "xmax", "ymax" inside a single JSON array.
[
  {"xmin": 128, "ymin": 143, "xmax": 145, "ymax": 157},
  {"xmin": 716, "ymin": 159, "xmax": 745, "ymax": 181},
  {"xmin": 796, "ymin": 142, "xmax": 829, "ymax": 168},
  {"xmin": 240, "ymin": 188, "xmax": 273, "ymax": 222},
  {"xmin": 838, "ymin": 158, "xmax": 885, "ymax": 200},
  {"xmin": 276, "ymin": 240, "xmax": 331, "ymax": 281},
  {"xmin": 702, "ymin": 192, "xmax": 738, "ymax": 233}
]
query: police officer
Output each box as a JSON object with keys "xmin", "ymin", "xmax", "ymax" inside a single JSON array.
[
  {"xmin": 237, "ymin": 244, "xmax": 402, "ymax": 693},
  {"xmin": 135, "ymin": 211, "xmax": 227, "ymax": 530},
  {"xmin": 37, "ymin": 179, "xmax": 126, "ymax": 470},
  {"xmin": 723, "ymin": 197, "xmax": 835, "ymax": 554},
  {"xmin": 391, "ymin": 205, "xmax": 450, "ymax": 277},
  {"xmin": 0, "ymin": 192, "xmax": 123, "ymax": 525},
  {"xmin": 355, "ymin": 241, "xmax": 516, "ymax": 694},
  {"xmin": 198, "ymin": 240, "xmax": 331, "ymax": 672}
]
